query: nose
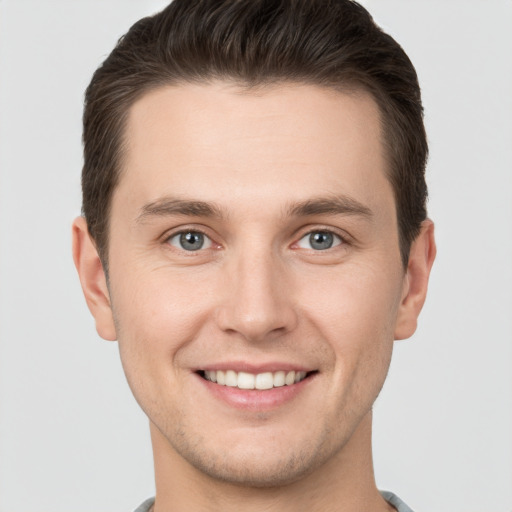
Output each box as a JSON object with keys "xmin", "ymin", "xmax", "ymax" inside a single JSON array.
[{"xmin": 215, "ymin": 248, "xmax": 298, "ymax": 343}]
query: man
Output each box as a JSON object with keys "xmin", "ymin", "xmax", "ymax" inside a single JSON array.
[{"xmin": 72, "ymin": 0, "xmax": 436, "ymax": 510}]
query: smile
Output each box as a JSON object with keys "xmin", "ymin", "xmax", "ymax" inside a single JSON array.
[{"xmin": 200, "ymin": 370, "xmax": 309, "ymax": 390}]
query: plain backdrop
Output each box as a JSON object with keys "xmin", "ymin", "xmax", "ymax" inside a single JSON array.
[{"xmin": 0, "ymin": 1, "xmax": 511, "ymax": 511}]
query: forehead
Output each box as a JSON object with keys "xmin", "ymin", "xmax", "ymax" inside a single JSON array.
[{"xmin": 115, "ymin": 81, "xmax": 391, "ymax": 216}]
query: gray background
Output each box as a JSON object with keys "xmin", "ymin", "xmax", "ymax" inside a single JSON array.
[{"xmin": 0, "ymin": 1, "xmax": 511, "ymax": 511}]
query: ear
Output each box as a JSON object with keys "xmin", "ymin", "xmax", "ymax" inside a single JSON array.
[
  {"xmin": 72, "ymin": 217, "xmax": 117, "ymax": 341},
  {"xmin": 394, "ymin": 219, "xmax": 436, "ymax": 340}
]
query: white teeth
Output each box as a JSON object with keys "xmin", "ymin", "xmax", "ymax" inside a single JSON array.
[
  {"xmin": 237, "ymin": 371, "xmax": 255, "ymax": 389},
  {"xmin": 285, "ymin": 371, "xmax": 296, "ymax": 386},
  {"xmin": 204, "ymin": 369, "xmax": 308, "ymax": 389},
  {"xmin": 295, "ymin": 371, "xmax": 306, "ymax": 383},
  {"xmin": 225, "ymin": 370, "xmax": 238, "ymax": 387},
  {"xmin": 273, "ymin": 371, "xmax": 285, "ymax": 387},
  {"xmin": 216, "ymin": 370, "xmax": 226, "ymax": 385},
  {"xmin": 255, "ymin": 372, "xmax": 273, "ymax": 390}
]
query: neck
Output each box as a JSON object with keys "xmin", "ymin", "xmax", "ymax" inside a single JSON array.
[{"xmin": 150, "ymin": 411, "xmax": 393, "ymax": 512}]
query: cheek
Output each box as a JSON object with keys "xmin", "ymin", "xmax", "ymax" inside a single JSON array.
[
  {"xmin": 110, "ymin": 267, "xmax": 219, "ymax": 386},
  {"xmin": 112, "ymin": 263, "xmax": 215, "ymax": 338},
  {"xmin": 297, "ymin": 262, "xmax": 403, "ymax": 363},
  {"xmin": 289, "ymin": 263, "xmax": 402, "ymax": 432},
  {"xmin": 109, "ymin": 270, "xmax": 215, "ymax": 421}
]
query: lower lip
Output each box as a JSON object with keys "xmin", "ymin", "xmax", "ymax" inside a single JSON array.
[{"xmin": 195, "ymin": 373, "xmax": 315, "ymax": 411}]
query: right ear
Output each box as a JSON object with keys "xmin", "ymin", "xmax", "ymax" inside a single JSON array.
[{"xmin": 72, "ymin": 217, "xmax": 117, "ymax": 341}]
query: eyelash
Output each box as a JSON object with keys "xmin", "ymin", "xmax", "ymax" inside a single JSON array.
[
  {"xmin": 162, "ymin": 226, "xmax": 350, "ymax": 254},
  {"xmin": 164, "ymin": 228, "xmax": 215, "ymax": 253},
  {"xmin": 294, "ymin": 229, "xmax": 345, "ymax": 251}
]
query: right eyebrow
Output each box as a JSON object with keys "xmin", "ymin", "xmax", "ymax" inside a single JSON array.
[{"xmin": 135, "ymin": 197, "xmax": 225, "ymax": 224}]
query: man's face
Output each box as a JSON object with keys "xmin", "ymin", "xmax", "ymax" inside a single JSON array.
[{"xmin": 106, "ymin": 82, "xmax": 407, "ymax": 485}]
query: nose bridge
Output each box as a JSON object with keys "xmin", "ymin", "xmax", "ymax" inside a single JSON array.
[{"xmin": 216, "ymin": 239, "xmax": 296, "ymax": 341}]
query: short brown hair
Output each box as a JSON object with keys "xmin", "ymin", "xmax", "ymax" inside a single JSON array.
[{"xmin": 82, "ymin": 0, "xmax": 428, "ymax": 269}]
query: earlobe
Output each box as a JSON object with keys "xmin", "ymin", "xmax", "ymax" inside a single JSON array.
[
  {"xmin": 394, "ymin": 219, "xmax": 436, "ymax": 340},
  {"xmin": 72, "ymin": 217, "xmax": 117, "ymax": 341}
]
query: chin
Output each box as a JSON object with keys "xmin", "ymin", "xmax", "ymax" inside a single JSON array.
[
  {"xmin": 180, "ymin": 445, "xmax": 324, "ymax": 488},
  {"xmin": 166, "ymin": 420, "xmax": 338, "ymax": 488}
]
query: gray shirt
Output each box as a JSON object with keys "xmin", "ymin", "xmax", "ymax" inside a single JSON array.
[{"xmin": 134, "ymin": 491, "xmax": 414, "ymax": 511}]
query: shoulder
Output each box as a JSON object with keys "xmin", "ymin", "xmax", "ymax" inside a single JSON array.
[
  {"xmin": 380, "ymin": 490, "xmax": 416, "ymax": 512},
  {"xmin": 134, "ymin": 493, "xmax": 413, "ymax": 512},
  {"xmin": 133, "ymin": 497, "xmax": 155, "ymax": 512}
]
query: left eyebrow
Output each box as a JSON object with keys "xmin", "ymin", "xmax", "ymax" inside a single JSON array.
[{"xmin": 286, "ymin": 195, "xmax": 373, "ymax": 219}]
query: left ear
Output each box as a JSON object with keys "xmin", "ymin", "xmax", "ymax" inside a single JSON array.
[{"xmin": 394, "ymin": 219, "xmax": 436, "ymax": 340}]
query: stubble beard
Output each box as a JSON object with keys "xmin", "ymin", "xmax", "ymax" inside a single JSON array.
[{"xmin": 152, "ymin": 401, "xmax": 368, "ymax": 489}]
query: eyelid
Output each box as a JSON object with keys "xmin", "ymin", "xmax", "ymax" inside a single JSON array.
[
  {"xmin": 296, "ymin": 231, "xmax": 342, "ymax": 249},
  {"xmin": 296, "ymin": 232, "xmax": 343, "ymax": 252},
  {"xmin": 162, "ymin": 225, "xmax": 220, "ymax": 251},
  {"xmin": 168, "ymin": 231, "xmax": 212, "ymax": 250},
  {"xmin": 292, "ymin": 226, "xmax": 351, "ymax": 248},
  {"xmin": 160, "ymin": 224, "xmax": 351, "ymax": 252}
]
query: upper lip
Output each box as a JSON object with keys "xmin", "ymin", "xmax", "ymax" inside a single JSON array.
[{"xmin": 196, "ymin": 362, "xmax": 315, "ymax": 373}]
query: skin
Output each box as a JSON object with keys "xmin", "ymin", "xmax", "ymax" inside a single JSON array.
[{"xmin": 73, "ymin": 82, "xmax": 436, "ymax": 512}]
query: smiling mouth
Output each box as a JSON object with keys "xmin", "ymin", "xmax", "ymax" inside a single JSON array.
[{"xmin": 198, "ymin": 370, "xmax": 315, "ymax": 390}]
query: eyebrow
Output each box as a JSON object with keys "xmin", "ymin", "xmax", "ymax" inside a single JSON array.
[
  {"xmin": 136, "ymin": 197, "xmax": 225, "ymax": 223},
  {"xmin": 135, "ymin": 194, "xmax": 373, "ymax": 224},
  {"xmin": 286, "ymin": 196, "xmax": 373, "ymax": 219}
]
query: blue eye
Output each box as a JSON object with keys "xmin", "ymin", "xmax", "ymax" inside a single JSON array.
[
  {"xmin": 297, "ymin": 231, "xmax": 342, "ymax": 250},
  {"xmin": 168, "ymin": 231, "xmax": 212, "ymax": 251}
]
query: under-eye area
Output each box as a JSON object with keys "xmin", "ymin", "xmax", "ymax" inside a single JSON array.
[{"xmin": 197, "ymin": 370, "xmax": 318, "ymax": 390}]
